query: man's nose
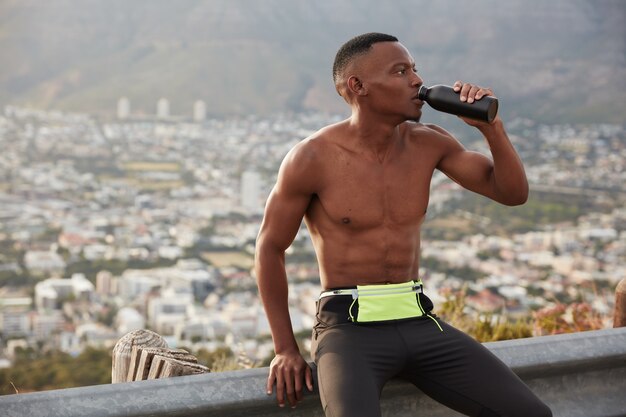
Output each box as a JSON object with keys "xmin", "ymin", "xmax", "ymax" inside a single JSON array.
[{"xmin": 411, "ymin": 73, "xmax": 423, "ymax": 86}]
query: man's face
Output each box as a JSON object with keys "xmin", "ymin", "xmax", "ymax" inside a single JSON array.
[{"xmin": 356, "ymin": 42, "xmax": 424, "ymax": 121}]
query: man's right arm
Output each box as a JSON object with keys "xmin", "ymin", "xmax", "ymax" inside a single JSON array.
[{"xmin": 255, "ymin": 141, "xmax": 318, "ymax": 408}]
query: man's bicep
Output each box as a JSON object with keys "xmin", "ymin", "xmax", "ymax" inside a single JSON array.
[
  {"xmin": 437, "ymin": 145, "xmax": 495, "ymax": 197},
  {"xmin": 258, "ymin": 184, "xmax": 311, "ymax": 252},
  {"xmin": 257, "ymin": 140, "xmax": 318, "ymax": 251},
  {"xmin": 426, "ymin": 125, "xmax": 479, "ymax": 184}
]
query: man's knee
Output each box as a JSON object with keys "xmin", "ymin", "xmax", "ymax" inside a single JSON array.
[
  {"xmin": 478, "ymin": 398, "xmax": 552, "ymax": 417},
  {"xmin": 531, "ymin": 401, "xmax": 553, "ymax": 417},
  {"xmin": 519, "ymin": 400, "xmax": 553, "ymax": 417},
  {"xmin": 519, "ymin": 394, "xmax": 552, "ymax": 417}
]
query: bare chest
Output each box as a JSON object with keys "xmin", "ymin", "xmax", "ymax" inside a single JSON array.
[{"xmin": 314, "ymin": 151, "xmax": 435, "ymax": 228}]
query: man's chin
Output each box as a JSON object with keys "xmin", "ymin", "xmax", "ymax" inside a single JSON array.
[{"xmin": 409, "ymin": 113, "xmax": 422, "ymax": 123}]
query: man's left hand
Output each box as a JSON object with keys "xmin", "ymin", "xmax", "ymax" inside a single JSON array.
[{"xmin": 453, "ymin": 80, "xmax": 500, "ymax": 127}]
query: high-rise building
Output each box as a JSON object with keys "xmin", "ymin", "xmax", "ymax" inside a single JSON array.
[
  {"xmin": 117, "ymin": 97, "xmax": 130, "ymax": 120},
  {"xmin": 193, "ymin": 100, "xmax": 206, "ymax": 122},
  {"xmin": 0, "ymin": 296, "xmax": 31, "ymax": 337},
  {"xmin": 96, "ymin": 270, "xmax": 114, "ymax": 295},
  {"xmin": 241, "ymin": 171, "xmax": 262, "ymax": 213},
  {"xmin": 157, "ymin": 98, "xmax": 170, "ymax": 119}
]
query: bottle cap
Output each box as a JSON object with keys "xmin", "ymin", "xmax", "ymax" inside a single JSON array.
[{"xmin": 417, "ymin": 85, "xmax": 428, "ymax": 101}]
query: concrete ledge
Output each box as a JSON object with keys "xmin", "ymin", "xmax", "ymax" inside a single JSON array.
[{"xmin": 2, "ymin": 328, "xmax": 626, "ymax": 417}]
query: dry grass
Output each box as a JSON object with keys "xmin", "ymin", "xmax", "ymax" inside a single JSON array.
[{"xmin": 437, "ymin": 286, "xmax": 604, "ymax": 342}]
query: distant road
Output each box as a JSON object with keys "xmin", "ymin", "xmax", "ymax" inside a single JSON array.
[{"xmin": 531, "ymin": 184, "xmax": 626, "ymax": 198}]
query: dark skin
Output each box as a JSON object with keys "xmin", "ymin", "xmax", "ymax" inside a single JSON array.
[{"xmin": 255, "ymin": 41, "xmax": 528, "ymax": 408}]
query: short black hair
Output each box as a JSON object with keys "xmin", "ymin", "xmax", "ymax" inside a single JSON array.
[{"xmin": 332, "ymin": 32, "xmax": 399, "ymax": 84}]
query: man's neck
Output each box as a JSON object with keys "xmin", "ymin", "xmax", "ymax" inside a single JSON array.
[{"xmin": 348, "ymin": 112, "xmax": 402, "ymax": 161}]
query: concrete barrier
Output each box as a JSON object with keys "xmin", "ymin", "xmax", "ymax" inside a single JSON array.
[{"xmin": 1, "ymin": 327, "xmax": 625, "ymax": 417}]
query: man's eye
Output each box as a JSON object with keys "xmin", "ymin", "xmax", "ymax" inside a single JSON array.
[{"xmin": 398, "ymin": 69, "xmax": 406, "ymax": 74}]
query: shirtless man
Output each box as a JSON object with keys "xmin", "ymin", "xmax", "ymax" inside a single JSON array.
[{"xmin": 255, "ymin": 33, "xmax": 552, "ymax": 417}]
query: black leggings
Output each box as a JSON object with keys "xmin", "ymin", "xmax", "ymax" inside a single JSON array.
[{"xmin": 311, "ymin": 294, "xmax": 552, "ymax": 417}]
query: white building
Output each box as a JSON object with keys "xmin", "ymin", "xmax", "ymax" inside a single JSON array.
[
  {"xmin": 24, "ymin": 250, "xmax": 66, "ymax": 276},
  {"xmin": 241, "ymin": 171, "xmax": 262, "ymax": 213},
  {"xmin": 0, "ymin": 297, "xmax": 31, "ymax": 337},
  {"xmin": 96, "ymin": 270, "xmax": 115, "ymax": 296},
  {"xmin": 75, "ymin": 323, "xmax": 118, "ymax": 348},
  {"xmin": 157, "ymin": 98, "xmax": 170, "ymax": 119},
  {"xmin": 34, "ymin": 274, "xmax": 95, "ymax": 310},
  {"xmin": 6, "ymin": 339, "xmax": 29, "ymax": 360},
  {"xmin": 193, "ymin": 100, "xmax": 206, "ymax": 122},
  {"xmin": 115, "ymin": 307, "xmax": 145, "ymax": 335},
  {"xmin": 147, "ymin": 288, "xmax": 193, "ymax": 335},
  {"xmin": 117, "ymin": 97, "xmax": 130, "ymax": 120},
  {"xmin": 119, "ymin": 271, "xmax": 161, "ymax": 301},
  {"xmin": 59, "ymin": 331, "xmax": 81, "ymax": 356},
  {"xmin": 31, "ymin": 311, "xmax": 64, "ymax": 340},
  {"xmin": 71, "ymin": 273, "xmax": 95, "ymax": 300}
]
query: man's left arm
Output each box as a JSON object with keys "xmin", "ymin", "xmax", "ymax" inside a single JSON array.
[{"xmin": 436, "ymin": 82, "xmax": 529, "ymax": 206}]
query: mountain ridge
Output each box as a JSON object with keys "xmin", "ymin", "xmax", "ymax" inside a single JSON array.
[{"xmin": 0, "ymin": 0, "xmax": 624, "ymax": 122}]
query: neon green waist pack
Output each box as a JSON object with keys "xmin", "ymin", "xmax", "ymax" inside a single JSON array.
[
  {"xmin": 318, "ymin": 279, "xmax": 443, "ymax": 331},
  {"xmin": 351, "ymin": 280, "xmax": 425, "ymax": 322}
]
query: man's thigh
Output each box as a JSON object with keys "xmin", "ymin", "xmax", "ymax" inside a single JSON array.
[
  {"xmin": 399, "ymin": 320, "xmax": 552, "ymax": 417},
  {"xmin": 312, "ymin": 323, "xmax": 405, "ymax": 417}
]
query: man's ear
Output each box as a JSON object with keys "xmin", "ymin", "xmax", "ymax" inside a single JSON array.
[{"xmin": 347, "ymin": 75, "xmax": 366, "ymax": 96}]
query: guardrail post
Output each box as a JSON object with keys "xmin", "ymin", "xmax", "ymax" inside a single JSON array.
[
  {"xmin": 614, "ymin": 278, "xmax": 626, "ymax": 328},
  {"xmin": 112, "ymin": 329, "xmax": 167, "ymax": 383},
  {"xmin": 112, "ymin": 329, "xmax": 209, "ymax": 383}
]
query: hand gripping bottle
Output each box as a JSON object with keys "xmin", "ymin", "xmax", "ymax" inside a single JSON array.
[{"xmin": 418, "ymin": 84, "xmax": 498, "ymax": 123}]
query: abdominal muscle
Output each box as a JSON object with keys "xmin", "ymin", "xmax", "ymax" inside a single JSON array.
[{"xmin": 307, "ymin": 219, "xmax": 423, "ymax": 290}]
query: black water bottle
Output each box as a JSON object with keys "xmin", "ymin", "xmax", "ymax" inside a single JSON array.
[{"xmin": 418, "ymin": 84, "xmax": 498, "ymax": 123}]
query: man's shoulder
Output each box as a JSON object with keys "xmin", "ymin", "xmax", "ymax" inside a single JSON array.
[
  {"xmin": 402, "ymin": 121, "xmax": 461, "ymax": 150},
  {"xmin": 275, "ymin": 124, "xmax": 347, "ymax": 194},
  {"xmin": 309, "ymin": 120, "xmax": 347, "ymax": 145},
  {"xmin": 286, "ymin": 121, "xmax": 345, "ymax": 161},
  {"xmin": 402, "ymin": 121, "xmax": 452, "ymax": 140},
  {"xmin": 278, "ymin": 124, "xmax": 340, "ymax": 183}
]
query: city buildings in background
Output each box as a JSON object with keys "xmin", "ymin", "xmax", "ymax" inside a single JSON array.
[
  {"xmin": 0, "ymin": 105, "xmax": 624, "ymax": 367},
  {"xmin": 117, "ymin": 97, "xmax": 210, "ymax": 123}
]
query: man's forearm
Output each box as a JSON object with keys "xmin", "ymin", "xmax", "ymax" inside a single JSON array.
[
  {"xmin": 480, "ymin": 120, "xmax": 529, "ymax": 205},
  {"xmin": 255, "ymin": 245, "xmax": 300, "ymax": 354}
]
